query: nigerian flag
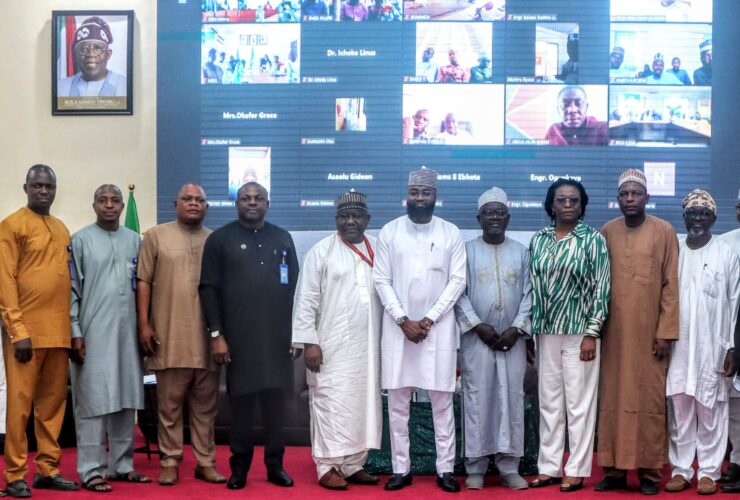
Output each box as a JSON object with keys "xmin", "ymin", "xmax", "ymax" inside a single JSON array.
[{"xmin": 124, "ymin": 186, "xmax": 140, "ymax": 234}]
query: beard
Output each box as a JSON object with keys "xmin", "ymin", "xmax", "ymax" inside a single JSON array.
[{"xmin": 407, "ymin": 202, "xmax": 435, "ymax": 220}]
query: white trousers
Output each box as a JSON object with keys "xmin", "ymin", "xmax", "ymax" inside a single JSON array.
[
  {"xmin": 387, "ymin": 387, "xmax": 455, "ymax": 475},
  {"xmin": 730, "ymin": 396, "xmax": 740, "ymax": 464},
  {"xmin": 314, "ymin": 450, "xmax": 368, "ymax": 479},
  {"xmin": 465, "ymin": 454, "xmax": 519, "ymax": 475},
  {"xmin": 668, "ymin": 393, "xmax": 728, "ymax": 481},
  {"xmin": 537, "ymin": 334, "xmax": 600, "ymax": 478}
]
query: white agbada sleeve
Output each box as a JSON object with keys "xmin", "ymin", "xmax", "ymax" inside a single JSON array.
[
  {"xmin": 373, "ymin": 225, "xmax": 407, "ymax": 321},
  {"xmin": 292, "ymin": 245, "xmax": 325, "ymax": 347},
  {"xmin": 424, "ymin": 228, "xmax": 466, "ymax": 323},
  {"xmin": 511, "ymin": 249, "xmax": 533, "ymax": 334}
]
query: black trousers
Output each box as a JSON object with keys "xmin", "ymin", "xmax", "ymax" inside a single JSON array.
[{"xmin": 228, "ymin": 388, "xmax": 286, "ymax": 475}]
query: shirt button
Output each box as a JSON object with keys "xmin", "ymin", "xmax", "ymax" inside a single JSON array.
[
  {"xmin": 258, "ymin": 244, "xmax": 262, "ymax": 248},
  {"xmin": 261, "ymin": 262, "xmax": 264, "ymax": 265}
]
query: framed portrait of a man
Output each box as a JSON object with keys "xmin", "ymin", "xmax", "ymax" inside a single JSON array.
[{"xmin": 52, "ymin": 10, "xmax": 134, "ymax": 115}]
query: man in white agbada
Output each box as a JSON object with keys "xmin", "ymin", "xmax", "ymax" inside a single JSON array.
[
  {"xmin": 292, "ymin": 192, "xmax": 382, "ymax": 491},
  {"xmin": 665, "ymin": 189, "xmax": 740, "ymax": 495},
  {"xmin": 454, "ymin": 187, "xmax": 532, "ymax": 491},
  {"xmin": 374, "ymin": 167, "xmax": 466, "ymax": 493},
  {"xmin": 719, "ymin": 191, "xmax": 740, "ymax": 493}
]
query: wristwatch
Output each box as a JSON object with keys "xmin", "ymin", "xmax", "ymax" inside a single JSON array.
[
  {"xmin": 210, "ymin": 330, "xmax": 221, "ymax": 339},
  {"xmin": 395, "ymin": 316, "xmax": 408, "ymax": 326}
]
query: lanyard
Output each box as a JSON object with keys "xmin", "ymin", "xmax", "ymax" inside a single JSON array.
[{"xmin": 339, "ymin": 235, "xmax": 374, "ymax": 268}]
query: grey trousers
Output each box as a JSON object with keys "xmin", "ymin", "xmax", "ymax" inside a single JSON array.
[{"xmin": 74, "ymin": 408, "xmax": 136, "ymax": 483}]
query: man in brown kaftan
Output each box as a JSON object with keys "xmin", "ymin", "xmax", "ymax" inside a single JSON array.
[{"xmin": 595, "ymin": 169, "xmax": 679, "ymax": 495}]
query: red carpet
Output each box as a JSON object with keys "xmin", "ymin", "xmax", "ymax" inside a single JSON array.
[{"xmin": 5, "ymin": 445, "xmax": 720, "ymax": 498}]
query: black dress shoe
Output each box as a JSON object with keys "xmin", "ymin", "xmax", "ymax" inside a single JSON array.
[
  {"xmin": 6, "ymin": 480, "xmax": 32, "ymax": 498},
  {"xmin": 32, "ymin": 474, "xmax": 80, "ymax": 491},
  {"xmin": 437, "ymin": 473, "xmax": 461, "ymax": 493},
  {"xmin": 595, "ymin": 476, "xmax": 627, "ymax": 492},
  {"xmin": 384, "ymin": 473, "xmax": 412, "ymax": 491},
  {"xmin": 722, "ymin": 480, "xmax": 740, "ymax": 493},
  {"xmin": 226, "ymin": 473, "xmax": 246, "ymax": 490},
  {"xmin": 267, "ymin": 469, "xmax": 294, "ymax": 487},
  {"xmin": 721, "ymin": 463, "xmax": 740, "ymax": 483},
  {"xmin": 639, "ymin": 478, "xmax": 659, "ymax": 495}
]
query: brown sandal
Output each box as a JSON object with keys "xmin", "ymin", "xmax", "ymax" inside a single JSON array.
[{"xmin": 83, "ymin": 476, "xmax": 112, "ymax": 493}]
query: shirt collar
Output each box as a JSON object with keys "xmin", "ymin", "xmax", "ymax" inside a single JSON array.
[{"xmin": 545, "ymin": 220, "xmax": 587, "ymax": 240}]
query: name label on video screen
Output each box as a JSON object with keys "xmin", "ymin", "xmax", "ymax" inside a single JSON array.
[
  {"xmin": 327, "ymin": 49, "xmax": 377, "ymax": 57},
  {"xmin": 507, "ymin": 14, "xmax": 558, "ymax": 21},
  {"xmin": 327, "ymin": 173, "xmax": 374, "ymax": 180},
  {"xmin": 302, "ymin": 76, "xmax": 338, "ymax": 83},
  {"xmin": 201, "ymin": 138, "xmax": 242, "ymax": 146},
  {"xmin": 438, "ymin": 173, "xmax": 481, "ymax": 181},
  {"xmin": 301, "ymin": 138, "xmax": 336, "ymax": 145},
  {"xmin": 223, "ymin": 111, "xmax": 279, "ymax": 120},
  {"xmin": 530, "ymin": 174, "xmax": 583, "ymax": 183}
]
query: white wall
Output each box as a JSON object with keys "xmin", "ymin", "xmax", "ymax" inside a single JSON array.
[{"xmin": 0, "ymin": 1, "xmax": 157, "ymax": 234}]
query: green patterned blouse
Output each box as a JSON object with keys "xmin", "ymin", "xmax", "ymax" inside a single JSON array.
[{"xmin": 529, "ymin": 221, "xmax": 610, "ymax": 337}]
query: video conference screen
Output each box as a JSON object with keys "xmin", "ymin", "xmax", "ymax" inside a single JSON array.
[{"xmin": 157, "ymin": 0, "xmax": 736, "ymax": 232}]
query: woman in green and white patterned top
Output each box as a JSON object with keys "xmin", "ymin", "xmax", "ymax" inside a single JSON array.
[{"xmin": 527, "ymin": 178, "xmax": 610, "ymax": 493}]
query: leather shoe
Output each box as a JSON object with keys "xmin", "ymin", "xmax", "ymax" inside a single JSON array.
[
  {"xmin": 595, "ymin": 476, "xmax": 627, "ymax": 492},
  {"xmin": 32, "ymin": 474, "xmax": 79, "ymax": 491},
  {"xmin": 721, "ymin": 463, "xmax": 740, "ymax": 483},
  {"xmin": 722, "ymin": 479, "xmax": 740, "ymax": 493},
  {"xmin": 158, "ymin": 466, "xmax": 178, "ymax": 486},
  {"xmin": 697, "ymin": 477, "xmax": 717, "ymax": 495},
  {"xmin": 345, "ymin": 469, "xmax": 378, "ymax": 485},
  {"xmin": 385, "ymin": 473, "xmax": 412, "ymax": 491},
  {"xmin": 226, "ymin": 473, "xmax": 246, "ymax": 490},
  {"xmin": 664, "ymin": 475, "xmax": 690, "ymax": 492},
  {"xmin": 267, "ymin": 469, "xmax": 294, "ymax": 487},
  {"xmin": 437, "ymin": 472, "xmax": 461, "ymax": 493},
  {"xmin": 6, "ymin": 480, "xmax": 32, "ymax": 498},
  {"xmin": 194, "ymin": 465, "xmax": 227, "ymax": 484},
  {"xmin": 319, "ymin": 469, "xmax": 348, "ymax": 490},
  {"xmin": 639, "ymin": 478, "xmax": 659, "ymax": 496}
]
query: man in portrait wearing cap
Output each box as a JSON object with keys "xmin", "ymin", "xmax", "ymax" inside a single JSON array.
[
  {"xmin": 292, "ymin": 192, "xmax": 382, "ymax": 491},
  {"xmin": 545, "ymin": 85, "xmax": 608, "ymax": 146},
  {"xmin": 664, "ymin": 189, "xmax": 740, "ymax": 495},
  {"xmin": 374, "ymin": 167, "xmax": 466, "ymax": 492},
  {"xmin": 718, "ymin": 190, "xmax": 740, "ymax": 492},
  {"xmin": 556, "ymin": 33, "xmax": 579, "ymax": 85},
  {"xmin": 57, "ymin": 16, "xmax": 127, "ymax": 97},
  {"xmin": 594, "ymin": 169, "xmax": 679, "ymax": 495},
  {"xmin": 454, "ymin": 187, "xmax": 532, "ymax": 491},
  {"xmin": 646, "ymin": 53, "xmax": 682, "ymax": 85},
  {"xmin": 693, "ymin": 39, "xmax": 712, "ymax": 86}
]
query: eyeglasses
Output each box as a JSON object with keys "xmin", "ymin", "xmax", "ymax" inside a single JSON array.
[
  {"xmin": 479, "ymin": 209, "xmax": 508, "ymax": 218},
  {"xmin": 554, "ymin": 197, "xmax": 581, "ymax": 206},
  {"xmin": 684, "ymin": 208, "xmax": 714, "ymax": 219},
  {"xmin": 75, "ymin": 44, "xmax": 107, "ymax": 56}
]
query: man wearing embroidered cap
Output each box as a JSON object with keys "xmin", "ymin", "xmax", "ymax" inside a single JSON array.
[
  {"xmin": 454, "ymin": 187, "xmax": 532, "ymax": 490},
  {"xmin": 57, "ymin": 16, "xmax": 127, "ymax": 97},
  {"xmin": 664, "ymin": 189, "xmax": 740, "ymax": 494},
  {"xmin": 693, "ymin": 39, "xmax": 712, "ymax": 85},
  {"xmin": 374, "ymin": 167, "xmax": 466, "ymax": 492},
  {"xmin": 647, "ymin": 53, "xmax": 682, "ymax": 85},
  {"xmin": 292, "ymin": 192, "xmax": 382, "ymax": 491},
  {"xmin": 595, "ymin": 169, "xmax": 679, "ymax": 495}
]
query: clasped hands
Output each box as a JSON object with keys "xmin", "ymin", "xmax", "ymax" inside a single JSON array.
[
  {"xmin": 401, "ymin": 317, "xmax": 434, "ymax": 344},
  {"xmin": 473, "ymin": 323, "xmax": 520, "ymax": 352}
]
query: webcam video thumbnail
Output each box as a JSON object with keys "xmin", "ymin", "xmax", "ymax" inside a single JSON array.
[
  {"xmin": 610, "ymin": 0, "xmax": 712, "ymax": 23},
  {"xmin": 535, "ymin": 24, "xmax": 579, "ymax": 84},
  {"xmin": 505, "ymin": 85, "xmax": 608, "ymax": 146},
  {"xmin": 405, "ymin": 0, "xmax": 503, "ymax": 21},
  {"xmin": 402, "ymin": 84, "xmax": 504, "ymax": 145},
  {"xmin": 609, "ymin": 86, "xmax": 711, "ymax": 147},
  {"xmin": 228, "ymin": 147, "xmax": 272, "ymax": 200},
  {"xmin": 411, "ymin": 23, "xmax": 494, "ymax": 83},
  {"xmin": 202, "ymin": 0, "xmax": 301, "ymax": 22},
  {"xmin": 201, "ymin": 24, "xmax": 300, "ymax": 84},
  {"xmin": 609, "ymin": 23, "xmax": 712, "ymax": 85}
]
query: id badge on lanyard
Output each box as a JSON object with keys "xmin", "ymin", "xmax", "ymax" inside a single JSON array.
[
  {"xmin": 279, "ymin": 249, "xmax": 289, "ymax": 285},
  {"xmin": 67, "ymin": 245, "xmax": 75, "ymax": 281},
  {"xmin": 131, "ymin": 257, "xmax": 138, "ymax": 291}
]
